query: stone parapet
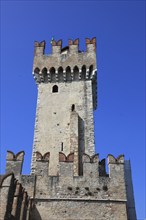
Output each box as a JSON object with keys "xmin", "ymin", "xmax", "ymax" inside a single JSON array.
[
  {"xmin": 32, "ymin": 38, "xmax": 97, "ymax": 86},
  {"xmin": 2, "ymin": 151, "xmax": 132, "ymax": 219},
  {"xmin": 19, "ymin": 151, "xmax": 126, "ymax": 202},
  {"xmin": 6, "ymin": 151, "xmax": 25, "ymax": 176}
]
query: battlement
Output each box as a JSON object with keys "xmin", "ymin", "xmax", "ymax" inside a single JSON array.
[
  {"xmin": 10, "ymin": 151, "xmax": 126, "ymax": 202},
  {"xmin": 2, "ymin": 151, "xmax": 135, "ymax": 220},
  {"xmin": 34, "ymin": 37, "xmax": 96, "ymax": 56},
  {"xmin": 33, "ymin": 38, "xmax": 97, "ymax": 84},
  {"xmin": 5, "ymin": 151, "xmax": 124, "ymax": 179},
  {"xmin": 3, "ymin": 151, "xmax": 126, "ymax": 201},
  {"xmin": 6, "ymin": 151, "xmax": 25, "ymax": 176}
]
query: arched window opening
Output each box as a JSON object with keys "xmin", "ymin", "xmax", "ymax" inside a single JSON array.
[
  {"xmin": 52, "ymin": 85, "xmax": 58, "ymax": 93},
  {"xmin": 50, "ymin": 67, "xmax": 56, "ymax": 82},
  {"xmin": 58, "ymin": 66, "xmax": 63, "ymax": 73},
  {"xmin": 34, "ymin": 67, "xmax": 40, "ymax": 82},
  {"xmin": 66, "ymin": 66, "xmax": 71, "ymax": 81},
  {"xmin": 73, "ymin": 66, "xmax": 79, "ymax": 81},
  {"xmin": 34, "ymin": 67, "xmax": 40, "ymax": 74},
  {"xmin": 42, "ymin": 67, "xmax": 48, "ymax": 83},
  {"xmin": 89, "ymin": 65, "xmax": 93, "ymax": 78},
  {"xmin": 71, "ymin": 104, "xmax": 75, "ymax": 112},
  {"xmin": 58, "ymin": 66, "xmax": 64, "ymax": 82},
  {"xmin": 82, "ymin": 65, "xmax": 86, "ymax": 80},
  {"xmin": 66, "ymin": 66, "xmax": 71, "ymax": 72}
]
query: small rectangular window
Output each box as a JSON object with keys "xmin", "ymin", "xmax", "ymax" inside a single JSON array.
[
  {"xmin": 71, "ymin": 104, "xmax": 75, "ymax": 111},
  {"xmin": 61, "ymin": 142, "xmax": 63, "ymax": 151}
]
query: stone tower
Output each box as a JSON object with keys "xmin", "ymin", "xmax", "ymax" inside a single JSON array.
[
  {"xmin": 31, "ymin": 38, "xmax": 97, "ymax": 176},
  {"xmin": 0, "ymin": 37, "xmax": 137, "ymax": 220}
]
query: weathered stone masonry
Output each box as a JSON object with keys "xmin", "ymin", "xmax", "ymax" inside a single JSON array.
[
  {"xmin": 31, "ymin": 38, "xmax": 97, "ymax": 176},
  {"xmin": 0, "ymin": 37, "xmax": 137, "ymax": 220}
]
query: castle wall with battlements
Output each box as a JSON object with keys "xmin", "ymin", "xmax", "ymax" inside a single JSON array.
[{"xmin": 2, "ymin": 151, "xmax": 134, "ymax": 220}]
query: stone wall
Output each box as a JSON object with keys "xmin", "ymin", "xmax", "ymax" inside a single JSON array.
[
  {"xmin": 31, "ymin": 200, "xmax": 127, "ymax": 220},
  {"xmin": 31, "ymin": 38, "xmax": 97, "ymax": 176},
  {"xmin": 2, "ymin": 150, "xmax": 137, "ymax": 220},
  {"xmin": 19, "ymin": 154, "xmax": 129, "ymax": 220},
  {"xmin": 6, "ymin": 151, "xmax": 24, "ymax": 177},
  {"xmin": 32, "ymin": 80, "xmax": 96, "ymax": 176},
  {"xmin": 0, "ymin": 173, "xmax": 31, "ymax": 220}
]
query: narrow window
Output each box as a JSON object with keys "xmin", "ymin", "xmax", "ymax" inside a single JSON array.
[
  {"xmin": 61, "ymin": 142, "xmax": 63, "ymax": 151},
  {"xmin": 42, "ymin": 67, "xmax": 48, "ymax": 83},
  {"xmin": 71, "ymin": 104, "xmax": 75, "ymax": 111},
  {"xmin": 52, "ymin": 85, "xmax": 58, "ymax": 93}
]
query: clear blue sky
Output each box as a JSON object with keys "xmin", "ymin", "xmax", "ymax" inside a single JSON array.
[{"xmin": 0, "ymin": 1, "xmax": 145, "ymax": 219}]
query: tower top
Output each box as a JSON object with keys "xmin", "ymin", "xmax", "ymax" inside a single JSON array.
[{"xmin": 32, "ymin": 37, "xmax": 97, "ymax": 84}]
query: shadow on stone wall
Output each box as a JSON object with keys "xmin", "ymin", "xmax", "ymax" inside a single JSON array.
[{"xmin": 31, "ymin": 205, "xmax": 42, "ymax": 220}]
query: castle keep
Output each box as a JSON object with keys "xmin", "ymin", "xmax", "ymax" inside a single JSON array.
[{"xmin": 0, "ymin": 38, "xmax": 136, "ymax": 220}]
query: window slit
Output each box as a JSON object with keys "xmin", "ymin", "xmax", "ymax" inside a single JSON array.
[
  {"xmin": 61, "ymin": 142, "xmax": 63, "ymax": 151},
  {"xmin": 71, "ymin": 104, "xmax": 75, "ymax": 111}
]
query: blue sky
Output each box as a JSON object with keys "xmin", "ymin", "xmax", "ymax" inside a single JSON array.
[{"xmin": 0, "ymin": 0, "xmax": 145, "ymax": 219}]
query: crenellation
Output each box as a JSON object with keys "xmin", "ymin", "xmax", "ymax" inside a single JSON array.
[
  {"xmin": 34, "ymin": 41, "xmax": 46, "ymax": 56},
  {"xmin": 99, "ymin": 159, "xmax": 107, "ymax": 177},
  {"xmin": 108, "ymin": 154, "xmax": 125, "ymax": 179},
  {"xmin": 6, "ymin": 151, "xmax": 25, "ymax": 176},
  {"xmin": 52, "ymin": 44, "xmax": 62, "ymax": 55},
  {"xmin": 28, "ymin": 152, "xmax": 127, "ymax": 202},
  {"xmin": 69, "ymin": 45, "xmax": 79, "ymax": 55},
  {"xmin": 1, "ymin": 150, "xmax": 134, "ymax": 219},
  {"xmin": 33, "ymin": 38, "xmax": 97, "ymax": 86}
]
